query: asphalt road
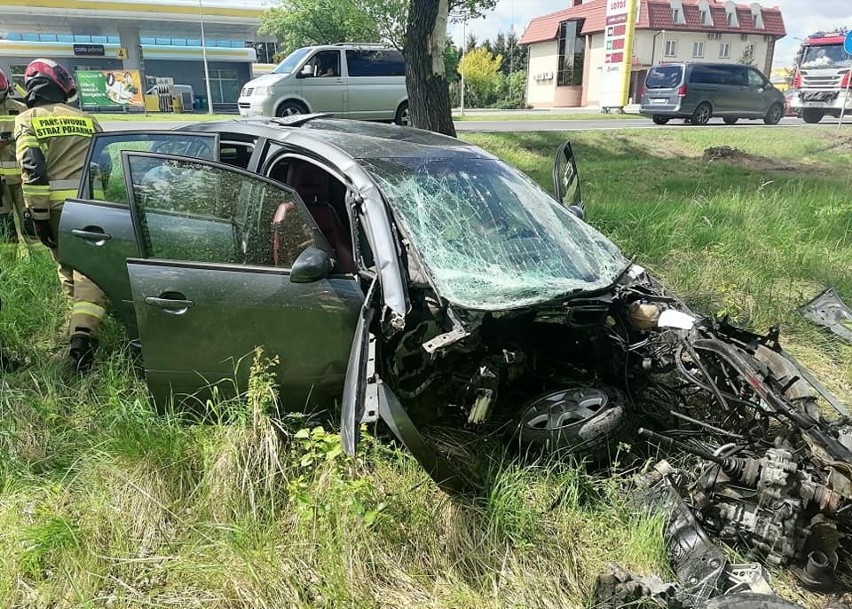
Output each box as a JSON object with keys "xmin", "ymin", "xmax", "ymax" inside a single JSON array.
[{"xmin": 101, "ymin": 115, "xmax": 838, "ymax": 133}]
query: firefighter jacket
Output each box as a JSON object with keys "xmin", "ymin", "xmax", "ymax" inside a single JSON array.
[
  {"xmin": 14, "ymin": 103, "xmax": 102, "ymax": 221},
  {"xmin": 0, "ymin": 96, "xmax": 26, "ymax": 186}
]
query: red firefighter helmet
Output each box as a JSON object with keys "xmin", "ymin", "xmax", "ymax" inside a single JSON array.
[
  {"xmin": 0, "ymin": 69, "xmax": 9, "ymax": 98},
  {"xmin": 24, "ymin": 58, "xmax": 77, "ymax": 98}
]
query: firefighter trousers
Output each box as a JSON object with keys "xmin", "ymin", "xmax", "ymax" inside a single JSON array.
[
  {"xmin": 0, "ymin": 181, "xmax": 39, "ymax": 244},
  {"xmin": 48, "ymin": 208, "xmax": 107, "ymax": 338}
]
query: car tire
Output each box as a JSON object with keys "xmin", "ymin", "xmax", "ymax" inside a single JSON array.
[
  {"xmin": 276, "ymin": 100, "xmax": 308, "ymax": 117},
  {"xmin": 801, "ymin": 108, "xmax": 824, "ymax": 124},
  {"xmin": 763, "ymin": 103, "xmax": 784, "ymax": 125},
  {"xmin": 691, "ymin": 102, "xmax": 712, "ymax": 126},
  {"xmin": 652, "ymin": 115, "xmax": 670, "ymax": 125},
  {"xmin": 394, "ymin": 101, "xmax": 410, "ymax": 126},
  {"xmin": 722, "ymin": 117, "xmax": 739, "ymax": 125},
  {"xmin": 513, "ymin": 385, "xmax": 626, "ymax": 458}
]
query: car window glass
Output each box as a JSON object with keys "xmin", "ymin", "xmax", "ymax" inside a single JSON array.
[
  {"xmin": 87, "ymin": 133, "xmax": 216, "ymax": 204},
  {"xmin": 303, "ymin": 50, "xmax": 340, "ymax": 77},
  {"xmin": 646, "ymin": 65, "xmax": 683, "ymax": 88},
  {"xmin": 720, "ymin": 65, "xmax": 747, "ymax": 86},
  {"xmin": 747, "ymin": 69, "xmax": 765, "ymax": 87},
  {"xmin": 345, "ymin": 50, "xmax": 406, "ymax": 77},
  {"xmin": 219, "ymin": 142, "xmax": 254, "ymax": 168},
  {"xmin": 126, "ymin": 155, "xmax": 315, "ymax": 267}
]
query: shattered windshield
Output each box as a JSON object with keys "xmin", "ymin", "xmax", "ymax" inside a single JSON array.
[
  {"xmin": 363, "ymin": 157, "xmax": 629, "ymax": 310},
  {"xmin": 801, "ymin": 44, "xmax": 852, "ymax": 68}
]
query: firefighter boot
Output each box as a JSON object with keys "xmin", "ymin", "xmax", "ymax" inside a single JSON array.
[{"xmin": 69, "ymin": 333, "xmax": 98, "ymax": 374}]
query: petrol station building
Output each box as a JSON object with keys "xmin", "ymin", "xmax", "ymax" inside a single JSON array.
[{"xmin": 0, "ymin": 0, "xmax": 275, "ymax": 110}]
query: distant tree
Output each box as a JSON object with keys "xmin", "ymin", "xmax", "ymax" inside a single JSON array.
[
  {"xmin": 465, "ymin": 32, "xmax": 478, "ymax": 52},
  {"xmin": 405, "ymin": 0, "xmax": 497, "ymax": 135},
  {"xmin": 492, "ymin": 32, "xmax": 507, "ymax": 63},
  {"xmin": 737, "ymin": 45, "xmax": 755, "ymax": 66},
  {"xmin": 458, "ymin": 46, "xmax": 502, "ymax": 107},
  {"xmin": 505, "ymin": 29, "xmax": 528, "ymax": 75},
  {"xmin": 444, "ymin": 39, "xmax": 462, "ymax": 84},
  {"xmin": 260, "ymin": 0, "xmax": 388, "ymax": 55}
]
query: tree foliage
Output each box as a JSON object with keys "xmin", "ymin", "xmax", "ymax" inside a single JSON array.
[
  {"xmin": 260, "ymin": 0, "xmax": 407, "ymax": 55},
  {"xmin": 458, "ymin": 47, "xmax": 503, "ymax": 107}
]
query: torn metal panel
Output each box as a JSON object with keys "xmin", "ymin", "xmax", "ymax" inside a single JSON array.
[{"xmin": 800, "ymin": 287, "xmax": 852, "ymax": 344}]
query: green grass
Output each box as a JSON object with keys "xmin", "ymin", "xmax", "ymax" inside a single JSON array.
[
  {"xmin": 1, "ymin": 127, "xmax": 850, "ymax": 607},
  {"xmin": 454, "ymin": 112, "xmax": 640, "ymax": 121}
]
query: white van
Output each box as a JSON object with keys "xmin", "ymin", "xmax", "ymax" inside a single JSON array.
[{"xmin": 238, "ymin": 43, "xmax": 409, "ymax": 125}]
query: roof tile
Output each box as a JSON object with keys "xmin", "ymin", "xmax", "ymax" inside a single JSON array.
[{"xmin": 520, "ymin": 0, "xmax": 785, "ymax": 45}]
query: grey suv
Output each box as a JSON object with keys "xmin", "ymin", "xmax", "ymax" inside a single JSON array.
[{"xmin": 639, "ymin": 62, "xmax": 785, "ymax": 126}]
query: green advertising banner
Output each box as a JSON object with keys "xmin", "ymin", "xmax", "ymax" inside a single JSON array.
[{"xmin": 77, "ymin": 70, "xmax": 144, "ymax": 109}]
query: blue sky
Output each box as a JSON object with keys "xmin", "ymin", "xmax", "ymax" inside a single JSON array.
[{"xmin": 447, "ymin": 0, "xmax": 852, "ymax": 67}]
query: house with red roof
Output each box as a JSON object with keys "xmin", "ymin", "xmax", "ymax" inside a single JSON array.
[{"xmin": 520, "ymin": 0, "xmax": 786, "ymax": 108}]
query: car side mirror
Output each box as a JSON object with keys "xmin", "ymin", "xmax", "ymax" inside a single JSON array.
[
  {"xmin": 290, "ymin": 246, "xmax": 333, "ymax": 283},
  {"xmin": 296, "ymin": 65, "xmax": 313, "ymax": 79},
  {"xmin": 552, "ymin": 141, "xmax": 584, "ymax": 212}
]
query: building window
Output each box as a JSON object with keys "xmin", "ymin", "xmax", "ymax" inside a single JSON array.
[
  {"xmin": 699, "ymin": 10, "xmax": 707, "ymax": 24},
  {"xmin": 665, "ymin": 40, "xmax": 678, "ymax": 57},
  {"xmin": 556, "ymin": 20, "xmax": 585, "ymax": 87},
  {"xmin": 719, "ymin": 42, "xmax": 731, "ymax": 59},
  {"xmin": 708, "ymin": 32, "xmax": 721, "ymax": 40},
  {"xmin": 205, "ymin": 69, "xmax": 240, "ymax": 105},
  {"xmin": 671, "ymin": 8, "xmax": 680, "ymax": 22},
  {"xmin": 693, "ymin": 42, "xmax": 705, "ymax": 58},
  {"xmin": 726, "ymin": 12, "xmax": 734, "ymax": 26},
  {"xmin": 740, "ymin": 34, "xmax": 749, "ymax": 41}
]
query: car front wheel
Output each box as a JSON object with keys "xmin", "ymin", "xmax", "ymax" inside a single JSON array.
[
  {"xmin": 514, "ymin": 385, "xmax": 625, "ymax": 458},
  {"xmin": 394, "ymin": 101, "xmax": 410, "ymax": 126},
  {"xmin": 763, "ymin": 103, "xmax": 783, "ymax": 125},
  {"xmin": 691, "ymin": 102, "xmax": 712, "ymax": 126},
  {"xmin": 276, "ymin": 100, "xmax": 308, "ymax": 117}
]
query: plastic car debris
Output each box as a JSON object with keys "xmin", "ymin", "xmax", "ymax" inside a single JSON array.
[{"xmin": 799, "ymin": 287, "xmax": 852, "ymax": 344}]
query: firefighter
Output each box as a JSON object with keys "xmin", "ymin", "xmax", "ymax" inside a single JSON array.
[
  {"xmin": 0, "ymin": 68, "xmax": 27, "ymax": 243},
  {"xmin": 14, "ymin": 59, "xmax": 106, "ymax": 373}
]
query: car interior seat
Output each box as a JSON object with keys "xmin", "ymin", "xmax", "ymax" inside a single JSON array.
[{"xmin": 287, "ymin": 163, "xmax": 355, "ymax": 273}]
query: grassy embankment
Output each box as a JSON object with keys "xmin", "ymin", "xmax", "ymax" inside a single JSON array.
[{"xmin": 0, "ymin": 126, "xmax": 850, "ymax": 608}]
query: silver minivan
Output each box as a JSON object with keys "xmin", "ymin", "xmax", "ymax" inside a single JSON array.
[
  {"xmin": 639, "ymin": 62, "xmax": 785, "ymax": 126},
  {"xmin": 238, "ymin": 43, "xmax": 409, "ymax": 124}
]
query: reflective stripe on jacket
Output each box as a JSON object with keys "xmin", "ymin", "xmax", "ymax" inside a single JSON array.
[
  {"xmin": 0, "ymin": 97, "xmax": 26, "ymax": 185},
  {"xmin": 14, "ymin": 103, "xmax": 102, "ymax": 219}
]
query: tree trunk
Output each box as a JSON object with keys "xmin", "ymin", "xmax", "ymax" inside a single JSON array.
[{"xmin": 404, "ymin": 0, "xmax": 456, "ymax": 136}]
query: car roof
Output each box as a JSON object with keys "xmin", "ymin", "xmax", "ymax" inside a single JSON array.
[{"xmin": 178, "ymin": 117, "xmax": 496, "ymax": 161}]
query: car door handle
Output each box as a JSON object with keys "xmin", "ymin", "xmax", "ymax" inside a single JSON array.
[
  {"xmin": 71, "ymin": 228, "xmax": 112, "ymax": 242},
  {"xmin": 144, "ymin": 296, "xmax": 195, "ymax": 314}
]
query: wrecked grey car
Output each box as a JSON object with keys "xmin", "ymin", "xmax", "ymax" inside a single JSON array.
[{"xmin": 59, "ymin": 117, "xmax": 851, "ymax": 595}]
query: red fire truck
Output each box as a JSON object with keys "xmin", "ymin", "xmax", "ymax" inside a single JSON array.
[{"xmin": 790, "ymin": 32, "xmax": 852, "ymax": 123}]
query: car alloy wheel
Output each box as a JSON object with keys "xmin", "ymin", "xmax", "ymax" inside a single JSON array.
[
  {"xmin": 277, "ymin": 101, "xmax": 307, "ymax": 117},
  {"xmin": 515, "ymin": 385, "xmax": 625, "ymax": 457},
  {"xmin": 764, "ymin": 104, "xmax": 783, "ymax": 125},
  {"xmin": 692, "ymin": 103, "xmax": 712, "ymax": 126}
]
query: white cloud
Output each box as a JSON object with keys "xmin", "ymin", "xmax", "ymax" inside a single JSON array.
[
  {"xmin": 450, "ymin": 0, "xmax": 852, "ymax": 66},
  {"xmin": 448, "ymin": 0, "xmax": 566, "ymax": 46}
]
